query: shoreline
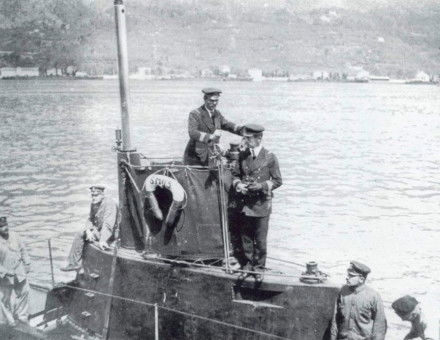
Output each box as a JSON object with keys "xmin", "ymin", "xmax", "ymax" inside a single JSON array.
[{"xmin": 0, "ymin": 76, "xmax": 438, "ymax": 85}]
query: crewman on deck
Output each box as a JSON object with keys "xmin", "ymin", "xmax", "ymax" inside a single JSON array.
[
  {"xmin": 392, "ymin": 295, "xmax": 439, "ymax": 340},
  {"xmin": 183, "ymin": 88, "xmax": 242, "ymax": 166},
  {"xmin": 61, "ymin": 185, "xmax": 118, "ymax": 271},
  {"xmin": 230, "ymin": 124, "xmax": 282, "ymax": 282},
  {"xmin": 330, "ymin": 261, "xmax": 387, "ymax": 340},
  {"xmin": 0, "ymin": 216, "xmax": 31, "ymax": 327}
]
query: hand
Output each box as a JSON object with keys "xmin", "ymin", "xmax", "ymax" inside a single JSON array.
[
  {"xmin": 85, "ymin": 229, "xmax": 95, "ymax": 241},
  {"xmin": 247, "ymin": 182, "xmax": 263, "ymax": 192},
  {"xmin": 213, "ymin": 129, "xmax": 222, "ymax": 137},
  {"xmin": 84, "ymin": 221, "xmax": 94, "ymax": 229},
  {"xmin": 236, "ymin": 182, "xmax": 248, "ymax": 194},
  {"xmin": 210, "ymin": 130, "xmax": 222, "ymax": 142},
  {"xmin": 98, "ymin": 241, "xmax": 110, "ymax": 250}
]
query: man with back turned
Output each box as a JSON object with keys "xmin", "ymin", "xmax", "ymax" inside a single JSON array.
[
  {"xmin": 392, "ymin": 295, "xmax": 438, "ymax": 340},
  {"xmin": 331, "ymin": 261, "xmax": 387, "ymax": 340},
  {"xmin": 183, "ymin": 88, "xmax": 242, "ymax": 166}
]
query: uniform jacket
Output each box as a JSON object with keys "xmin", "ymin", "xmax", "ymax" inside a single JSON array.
[
  {"xmin": 89, "ymin": 196, "xmax": 119, "ymax": 243},
  {"xmin": 331, "ymin": 284, "xmax": 387, "ymax": 340},
  {"xmin": 0, "ymin": 231, "xmax": 30, "ymax": 283},
  {"xmin": 183, "ymin": 105, "xmax": 241, "ymax": 165},
  {"xmin": 231, "ymin": 147, "xmax": 282, "ymax": 217}
]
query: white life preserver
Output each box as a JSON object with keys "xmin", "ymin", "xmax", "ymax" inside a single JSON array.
[{"xmin": 143, "ymin": 174, "xmax": 186, "ymax": 228}]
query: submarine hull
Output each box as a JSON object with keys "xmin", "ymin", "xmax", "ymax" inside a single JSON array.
[{"xmin": 42, "ymin": 244, "xmax": 339, "ymax": 340}]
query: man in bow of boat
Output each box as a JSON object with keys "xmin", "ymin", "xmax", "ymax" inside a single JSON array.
[
  {"xmin": 183, "ymin": 87, "xmax": 243, "ymax": 166},
  {"xmin": 61, "ymin": 185, "xmax": 119, "ymax": 271},
  {"xmin": 330, "ymin": 261, "xmax": 387, "ymax": 340},
  {"xmin": 392, "ymin": 295, "xmax": 438, "ymax": 340},
  {"xmin": 0, "ymin": 216, "xmax": 31, "ymax": 327},
  {"xmin": 230, "ymin": 124, "xmax": 282, "ymax": 282}
]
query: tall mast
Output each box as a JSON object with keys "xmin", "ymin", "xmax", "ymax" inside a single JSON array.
[{"xmin": 114, "ymin": 0, "xmax": 132, "ymax": 151}]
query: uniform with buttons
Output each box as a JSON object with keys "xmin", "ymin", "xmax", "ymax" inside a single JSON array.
[{"xmin": 230, "ymin": 124, "xmax": 282, "ymax": 271}]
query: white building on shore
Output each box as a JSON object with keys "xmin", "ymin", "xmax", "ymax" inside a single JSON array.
[
  {"xmin": 0, "ymin": 67, "xmax": 39, "ymax": 78},
  {"xmin": 248, "ymin": 68, "xmax": 262, "ymax": 82}
]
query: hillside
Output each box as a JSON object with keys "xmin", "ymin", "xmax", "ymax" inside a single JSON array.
[{"xmin": 1, "ymin": 0, "xmax": 440, "ymax": 77}]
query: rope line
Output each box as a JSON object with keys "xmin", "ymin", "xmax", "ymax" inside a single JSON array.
[
  {"xmin": 267, "ymin": 256, "xmax": 306, "ymax": 269},
  {"xmin": 152, "ymin": 255, "xmax": 303, "ymax": 278},
  {"xmin": 62, "ymin": 284, "xmax": 293, "ymax": 340}
]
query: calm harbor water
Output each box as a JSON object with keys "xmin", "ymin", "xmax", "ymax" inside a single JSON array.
[{"xmin": 1, "ymin": 79, "xmax": 439, "ymax": 339}]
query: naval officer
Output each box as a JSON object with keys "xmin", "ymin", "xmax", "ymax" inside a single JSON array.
[
  {"xmin": 183, "ymin": 88, "xmax": 242, "ymax": 166},
  {"xmin": 231, "ymin": 124, "xmax": 282, "ymax": 282},
  {"xmin": 330, "ymin": 261, "xmax": 387, "ymax": 340}
]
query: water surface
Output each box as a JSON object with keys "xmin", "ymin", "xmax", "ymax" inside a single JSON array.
[{"xmin": 1, "ymin": 79, "xmax": 439, "ymax": 339}]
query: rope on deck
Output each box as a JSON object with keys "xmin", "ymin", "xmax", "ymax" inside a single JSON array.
[{"xmin": 151, "ymin": 255, "xmax": 304, "ymax": 279}]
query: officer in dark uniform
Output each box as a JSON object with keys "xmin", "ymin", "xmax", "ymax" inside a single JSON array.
[
  {"xmin": 230, "ymin": 124, "xmax": 282, "ymax": 282},
  {"xmin": 183, "ymin": 88, "xmax": 242, "ymax": 166}
]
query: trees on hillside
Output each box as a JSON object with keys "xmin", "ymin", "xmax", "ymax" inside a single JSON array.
[{"xmin": 0, "ymin": 0, "xmax": 97, "ymax": 74}]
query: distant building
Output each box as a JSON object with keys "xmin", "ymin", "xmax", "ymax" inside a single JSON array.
[
  {"xmin": 355, "ymin": 70, "xmax": 370, "ymax": 82},
  {"xmin": 0, "ymin": 67, "xmax": 39, "ymax": 78},
  {"xmin": 0, "ymin": 67, "xmax": 17, "ymax": 78},
  {"xmin": 200, "ymin": 68, "xmax": 214, "ymax": 78},
  {"xmin": 414, "ymin": 71, "xmax": 430, "ymax": 82},
  {"xmin": 312, "ymin": 71, "xmax": 329, "ymax": 80},
  {"xmin": 248, "ymin": 68, "xmax": 262, "ymax": 82},
  {"xmin": 75, "ymin": 71, "xmax": 89, "ymax": 78},
  {"xmin": 17, "ymin": 67, "xmax": 39, "ymax": 77},
  {"xmin": 130, "ymin": 67, "xmax": 154, "ymax": 80},
  {"xmin": 220, "ymin": 65, "xmax": 230, "ymax": 76}
]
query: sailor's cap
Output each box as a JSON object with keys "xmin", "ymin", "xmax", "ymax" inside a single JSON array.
[
  {"xmin": 347, "ymin": 261, "xmax": 371, "ymax": 277},
  {"xmin": 391, "ymin": 295, "xmax": 418, "ymax": 317},
  {"xmin": 89, "ymin": 184, "xmax": 106, "ymax": 191},
  {"xmin": 202, "ymin": 87, "xmax": 222, "ymax": 96},
  {"xmin": 0, "ymin": 217, "xmax": 7, "ymax": 227},
  {"xmin": 243, "ymin": 124, "xmax": 265, "ymax": 136}
]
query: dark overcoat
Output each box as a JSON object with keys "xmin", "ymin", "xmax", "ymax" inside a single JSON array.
[
  {"xmin": 183, "ymin": 105, "xmax": 240, "ymax": 166},
  {"xmin": 231, "ymin": 147, "xmax": 282, "ymax": 217}
]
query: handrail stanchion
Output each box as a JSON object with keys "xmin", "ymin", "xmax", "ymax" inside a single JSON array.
[
  {"xmin": 217, "ymin": 162, "xmax": 231, "ymax": 273},
  {"xmin": 48, "ymin": 239, "xmax": 55, "ymax": 287},
  {"xmin": 154, "ymin": 303, "xmax": 159, "ymax": 340}
]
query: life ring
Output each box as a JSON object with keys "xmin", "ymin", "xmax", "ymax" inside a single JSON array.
[{"xmin": 143, "ymin": 174, "xmax": 186, "ymax": 228}]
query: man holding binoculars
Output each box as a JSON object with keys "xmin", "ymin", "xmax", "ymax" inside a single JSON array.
[{"xmin": 230, "ymin": 124, "xmax": 282, "ymax": 282}]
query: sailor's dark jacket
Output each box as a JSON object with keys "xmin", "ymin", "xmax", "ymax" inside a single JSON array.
[
  {"xmin": 183, "ymin": 105, "xmax": 241, "ymax": 166},
  {"xmin": 231, "ymin": 147, "xmax": 282, "ymax": 217}
]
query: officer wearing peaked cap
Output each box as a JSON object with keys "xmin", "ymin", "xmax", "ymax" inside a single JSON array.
[
  {"xmin": 230, "ymin": 123, "xmax": 282, "ymax": 282},
  {"xmin": 183, "ymin": 87, "xmax": 243, "ymax": 166},
  {"xmin": 331, "ymin": 261, "xmax": 387, "ymax": 340},
  {"xmin": 392, "ymin": 295, "xmax": 438, "ymax": 340}
]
